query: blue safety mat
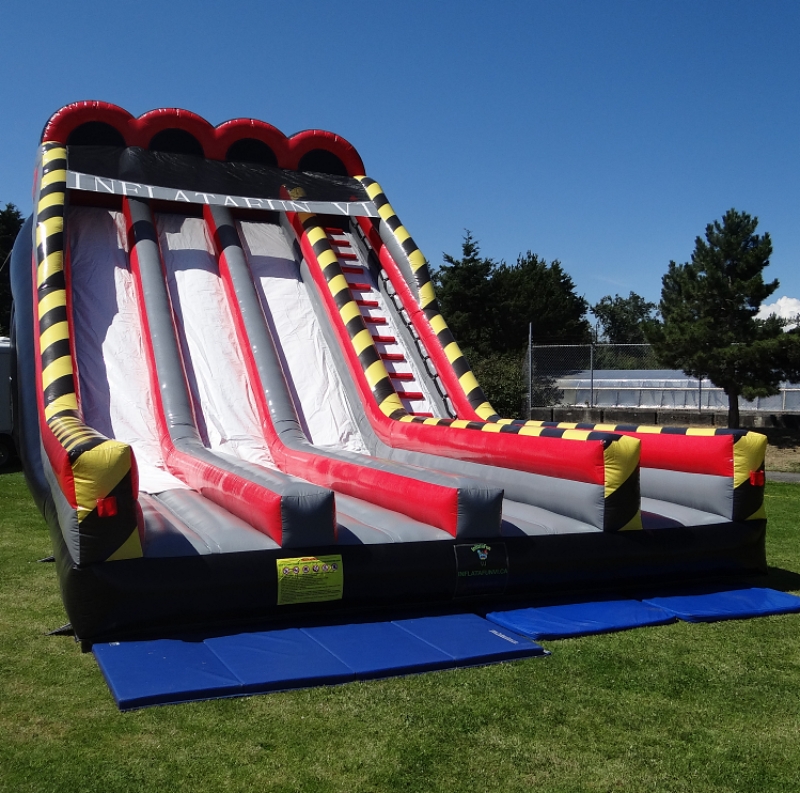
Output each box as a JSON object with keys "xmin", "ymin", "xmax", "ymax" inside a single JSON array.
[
  {"xmin": 93, "ymin": 638, "xmax": 246, "ymax": 709},
  {"xmin": 642, "ymin": 587, "xmax": 800, "ymax": 623},
  {"xmin": 204, "ymin": 629, "xmax": 354, "ymax": 691},
  {"xmin": 93, "ymin": 614, "xmax": 544, "ymax": 710},
  {"xmin": 486, "ymin": 599, "xmax": 676, "ymax": 640},
  {"xmin": 395, "ymin": 614, "xmax": 537, "ymax": 664}
]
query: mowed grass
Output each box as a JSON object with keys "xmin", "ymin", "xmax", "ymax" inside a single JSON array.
[{"xmin": 1, "ymin": 471, "xmax": 799, "ymax": 793}]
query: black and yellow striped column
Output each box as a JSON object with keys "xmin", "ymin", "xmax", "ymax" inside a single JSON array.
[
  {"xmin": 37, "ymin": 144, "xmax": 77, "ymax": 422},
  {"xmin": 35, "ymin": 142, "xmax": 141, "ymax": 563},
  {"xmin": 601, "ymin": 434, "xmax": 642, "ymax": 531}
]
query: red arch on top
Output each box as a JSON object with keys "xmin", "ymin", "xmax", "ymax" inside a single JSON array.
[
  {"xmin": 214, "ymin": 117, "xmax": 289, "ymax": 163},
  {"xmin": 287, "ymin": 129, "xmax": 365, "ymax": 176},
  {"xmin": 41, "ymin": 101, "xmax": 366, "ymax": 173},
  {"xmin": 44, "ymin": 101, "xmax": 136, "ymax": 146},
  {"xmin": 133, "ymin": 107, "xmax": 215, "ymax": 155}
]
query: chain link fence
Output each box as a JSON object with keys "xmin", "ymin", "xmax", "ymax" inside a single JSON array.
[
  {"xmin": 527, "ymin": 343, "xmax": 800, "ymax": 411},
  {"xmin": 528, "ymin": 344, "xmax": 661, "ymax": 408}
]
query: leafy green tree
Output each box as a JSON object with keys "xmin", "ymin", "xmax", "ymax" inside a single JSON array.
[
  {"xmin": 434, "ymin": 233, "xmax": 592, "ymax": 353},
  {"xmin": 0, "ymin": 203, "xmax": 25, "ymax": 336},
  {"xmin": 492, "ymin": 252, "xmax": 592, "ymax": 348},
  {"xmin": 592, "ymin": 292, "xmax": 657, "ymax": 344},
  {"xmin": 648, "ymin": 208, "xmax": 800, "ymax": 428},
  {"xmin": 433, "ymin": 232, "xmax": 591, "ymax": 416},
  {"xmin": 470, "ymin": 351, "xmax": 527, "ymax": 417}
]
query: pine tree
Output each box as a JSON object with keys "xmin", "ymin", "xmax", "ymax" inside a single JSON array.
[
  {"xmin": 432, "ymin": 231, "xmax": 497, "ymax": 357},
  {"xmin": 648, "ymin": 208, "xmax": 799, "ymax": 428},
  {"xmin": 492, "ymin": 252, "xmax": 592, "ymax": 348}
]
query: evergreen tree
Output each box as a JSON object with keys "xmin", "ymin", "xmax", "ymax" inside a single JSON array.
[
  {"xmin": 434, "ymin": 232, "xmax": 592, "ymax": 355},
  {"xmin": 648, "ymin": 208, "xmax": 800, "ymax": 428},
  {"xmin": 0, "ymin": 203, "xmax": 25, "ymax": 336},
  {"xmin": 433, "ymin": 231, "xmax": 591, "ymax": 416},
  {"xmin": 492, "ymin": 252, "xmax": 592, "ymax": 348},
  {"xmin": 591, "ymin": 292, "xmax": 657, "ymax": 344},
  {"xmin": 432, "ymin": 231, "xmax": 497, "ymax": 356}
]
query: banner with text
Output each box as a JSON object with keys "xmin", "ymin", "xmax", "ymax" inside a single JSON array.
[{"xmin": 67, "ymin": 171, "xmax": 379, "ymax": 217}]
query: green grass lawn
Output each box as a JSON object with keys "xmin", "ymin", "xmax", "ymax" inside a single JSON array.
[{"xmin": 1, "ymin": 470, "xmax": 799, "ymax": 793}]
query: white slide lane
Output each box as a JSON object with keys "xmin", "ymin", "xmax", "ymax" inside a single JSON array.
[
  {"xmin": 156, "ymin": 213, "xmax": 277, "ymax": 472},
  {"xmin": 238, "ymin": 220, "xmax": 368, "ymax": 453},
  {"xmin": 68, "ymin": 206, "xmax": 186, "ymax": 493}
]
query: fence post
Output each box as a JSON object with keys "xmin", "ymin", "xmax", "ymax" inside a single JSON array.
[
  {"xmin": 527, "ymin": 322, "xmax": 532, "ymax": 418},
  {"xmin": 589, "ymin": 342, "xmax": 594, "ymax": 408}
]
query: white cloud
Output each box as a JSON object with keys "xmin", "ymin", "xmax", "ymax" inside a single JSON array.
[{"xmin": 758, "ymin": 296, "xmax": 800, "ymax": 328}]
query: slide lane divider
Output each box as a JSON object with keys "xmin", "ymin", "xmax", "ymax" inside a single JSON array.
[
  {"xmin": 284, "ymin": 195, "xmax": 642, "ymax": 532},
  {"xmin": 33, "ymin": 141, "xmax": 141, "ymax": 564},
  {"xmin": 204, "ymin": 205, "xmax": 503, "ymax": 539},
  {"xmin": 123, "ymin": 197, "xmax": 335, "ymax": 548}
]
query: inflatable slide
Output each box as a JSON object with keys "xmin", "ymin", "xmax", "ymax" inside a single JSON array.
[{"xmin": 10, "ymin": 102, "xmax": 768, "ymax": 643}]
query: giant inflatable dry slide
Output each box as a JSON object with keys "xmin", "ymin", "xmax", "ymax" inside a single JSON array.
[{"xmin": 11, "ymin": 102, "xmax": 769, "ymax": 643}]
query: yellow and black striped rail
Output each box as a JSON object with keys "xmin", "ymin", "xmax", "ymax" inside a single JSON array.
[
  {"xmin": 35, "ymin": 142, "xmax": 141, "ymax": 562},
  {"xmin": 356, "ymin": 177, "xmax": 501, "ymax": 423},
  {"xmin": 295, "ymin": 208, "xmax": 406, "ymax": 422},
  {"xmin": 513, "ymin": 420, "xmax": 750, "ymax": 438}
]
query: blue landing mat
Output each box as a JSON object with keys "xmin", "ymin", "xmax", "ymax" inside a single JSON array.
[
  {"xmin": 93, "ymin": 614, "xmax": 545, "ymax": 710},
  {"xmin": 486, "ymin": 599, "xmax": 676, "ymax": 640},
  {"xmin": 486, "ymin": 588, "xmax": 800, "ymax": 640},
  {"xmin": 642, "ymin": 587, "xmax": 800, "ymax": 623}
]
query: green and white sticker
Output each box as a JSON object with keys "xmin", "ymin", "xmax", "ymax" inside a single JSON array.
[{"xmin": 276, "ymin": 555, "xmax": 343, "ymax": 606}]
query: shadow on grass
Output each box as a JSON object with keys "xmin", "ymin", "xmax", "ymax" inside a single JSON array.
[
  {"xmin": 0, "ymin": 459, "xmax": 23, "ymax": 475},
  {"xmin": 746, "ymin": 566, "xmax": 800, "ymax": 593},
  {"xmin": 757, "ymin": 427, "xmax": 800, "ymax": 449}
]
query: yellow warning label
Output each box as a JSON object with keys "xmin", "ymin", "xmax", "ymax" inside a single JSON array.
[{"xmin": 276, "ymin": 555, "xmax": 344, "ymax": 606}]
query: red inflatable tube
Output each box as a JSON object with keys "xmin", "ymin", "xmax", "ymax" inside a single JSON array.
[
  {"xmin": 205, "ymin": 207, "xmax": 482, "ymax": 537},
  {"xmin": 620, "ymin": 432, "xmax": 734, "ymax": 477},
  {"xmin": 123, "ymin": 200, "xmax": 289, "ymax": 544},
  {"xmin": 288, "ymin": 211, "xmax": 611, "ymax": 487}
]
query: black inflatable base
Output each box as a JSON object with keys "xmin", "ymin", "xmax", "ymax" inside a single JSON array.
[{"xmin": 50, "ymin": 518, "xmax": 767, "ymax": 644}]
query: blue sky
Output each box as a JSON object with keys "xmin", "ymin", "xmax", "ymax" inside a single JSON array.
[{"xmin": 2, "ymin": 0, "xmax": 798, "ymax": 320}]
